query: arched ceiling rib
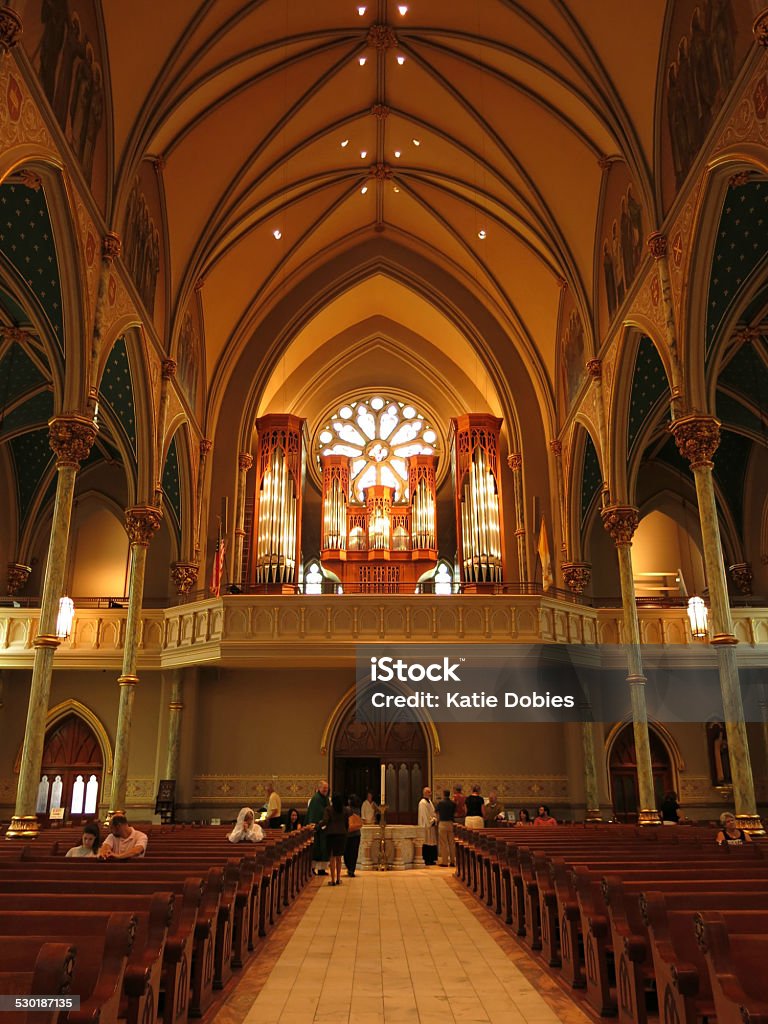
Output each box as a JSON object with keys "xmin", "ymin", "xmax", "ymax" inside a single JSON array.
[{"xmin": 100, "ymin": 0, "xmax": 669, "ymax": 403}]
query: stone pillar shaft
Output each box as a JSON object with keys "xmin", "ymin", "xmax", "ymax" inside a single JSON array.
[
  {"xmin": 194, "ymin": 440, "xmax": 212, "ymax": 560},
  {"xmin": 232, "ymin": 453, "xmax": 253, "ymax": 587},
  {"xmin": 165, "ymin": 672, "xmax": 184, "ymax": 781},
  {"xmin": 581, "ymin": 720, "xmax": 602, "ymax": 820},
  {"xmin": 12, "ymin": 415, "xmax": 97, "ymax": 826},
  {"xmin": 109, "ymin": 507, "xmax": 161, "ymax": 812},
  {"xmin": 507, "ymin": 454, "xmax": 528, "ymax": 580}
]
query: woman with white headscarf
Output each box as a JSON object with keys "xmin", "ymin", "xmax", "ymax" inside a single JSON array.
[{"xmin": 227, "ymin": 807, "xmax": 264, "ymax": 843}]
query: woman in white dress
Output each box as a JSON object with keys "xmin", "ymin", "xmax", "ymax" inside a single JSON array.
[
  {"xmin": 66, "ymin": 822, "xmax": 101, "ymax": 857},
  {"xmin": 227, "ymin": 806, "xmax": 264, "ymax": 843}
]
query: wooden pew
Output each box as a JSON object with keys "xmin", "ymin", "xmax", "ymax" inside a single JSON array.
[
  {"xmin": 0, "ymin": 941, "xmax": 75, "ymax": 1024},
  {"xmin": 695, "ymin": 910, "xmax": 768, "ymax": 1024}
]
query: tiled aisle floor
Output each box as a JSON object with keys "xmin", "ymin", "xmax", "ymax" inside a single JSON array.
[{"xmin": 221, "ymin": 869, "xmax": 595, "ymax": 1024}]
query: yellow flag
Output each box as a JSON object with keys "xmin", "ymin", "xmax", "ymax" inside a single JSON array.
[{"xmin": 538, "ymin": 516, "xmax": 553, "ymax": 591}]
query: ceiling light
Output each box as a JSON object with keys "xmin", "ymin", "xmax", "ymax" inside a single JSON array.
[
  {"xmin": 398, "ymin": 4, "xmax": 408, "ymax": 13},
  {"xmin": 357, "ymin": 5, "xmax": 366, "ymax": 14},
  {"xmin": 341, "ymin": 139, "xmax": 349, "ymax": 148},
  {"xmin": 412, "ymin": 138, "xmax": 421, "ymax": 146},
  {"xmin": 394, "ymin": 150, "xmax": 401, "ymax": 158},
  {"xmin": 477, "ymin": 229, "xmax": 487, "ymax": 239},
  {"xmin": 358, "ymin": 56, "xmax": 367, "ymax": 66},
  {"xmin": 273, "ymin": 229, "xmax": 282, "ymax": 239},
  {"xmin": 360, "ymin": 150, "xmax": 367, "ymax": 158},
  {"xmin": 361, "ymin": 185, "xmax": 368, "ymax": 194},
  {"xmin": 393, "ymin": 186, "xmax": 400, "ymax": 193},
  {"xmin": 397, "ymin": 55, "xmax": 406, "ymax": 65}
]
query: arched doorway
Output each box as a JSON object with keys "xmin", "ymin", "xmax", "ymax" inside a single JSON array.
[
  {"xmin": 608, "ymin": 723, "xmax": 674, "ymax": 823},
  {"xmin": 36, "ymin": 713, "xmax": 104, "ymax": 824},
  {"xmin": 331, "ymin": 704, "xmax": 429, "ymax": 825}
]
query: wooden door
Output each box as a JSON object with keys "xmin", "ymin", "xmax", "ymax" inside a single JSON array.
[{"xmin": 38, "ymin": 714, "xmax": 103, "ymax": 824}]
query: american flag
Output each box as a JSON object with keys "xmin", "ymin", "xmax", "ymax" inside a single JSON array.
[{"xmin": 210, "ymin": 535, "xmax": 226, "ymax": 597}]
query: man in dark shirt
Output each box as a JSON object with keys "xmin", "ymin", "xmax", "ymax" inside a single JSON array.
[{"xmin": 436, "ymin": 789, "xmax": 456, "ymax": 866}]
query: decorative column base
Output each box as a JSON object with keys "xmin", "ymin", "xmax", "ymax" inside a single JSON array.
[
  {"xmin": 736, "ymin": 813, "xmax": 765, "ymax": 835},
  {"xmin": 585, "ymin": 809, "xmax": 604, "ymax": 823},
  {"xmin": 5, "ymin": 815, "xmax": 40, "ymax": 839},
  {"xmin": 637, "ymin": 808, "xmax": 662, "ymax": 826}
]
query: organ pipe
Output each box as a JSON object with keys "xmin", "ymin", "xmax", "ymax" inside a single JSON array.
[
  {"xmin": 451, "ymin": 414, "xmax": 505, "ymax": 586},
  {"xmin": 252, "ymin": 415, "xmax": 304, "ymax": 589}
]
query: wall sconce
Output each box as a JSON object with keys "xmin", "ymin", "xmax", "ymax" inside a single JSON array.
[
  {"xmin": 56, "ymin": 596, "xmax": 74, "ymax": 639},
  {"xmin": 686, "ymin": 595, "xmax": 708, "ymax": 639}
]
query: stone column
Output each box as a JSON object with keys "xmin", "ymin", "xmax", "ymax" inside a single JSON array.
[
  {"xmin": 165, "ymin": 670, "xmax": 184, "ymax": 781},
  {"xmin": 601, "ymin": 505, "xmax": 659, "ymax": 825},
  {"xmin": 550, "ymin": 440, "xmax": 566, "ymax": 567},
  {"xmin": 194, "ymin": 439, "xmax": 212, "ymax": 561},
  {"xmin": 646, "ymin": 233, "xmax": 684, "ymax": 414},
  {"xmin": 6, "ymin": 563, "xmax": 31, "ymax": 596},
  {"xmin": 109, "ymin": 506, "xmax": 162, "ymax": 813},
  {"xmin": 506, "ymin": 453, "xmax": 529, "ymax": 581},
  {"xmin": 671, "ymin": 414, "xmax": 762, "ymax": 831},
  {"xmin": 581, "ymin": 716, "xmax": 603, "ymax": 821},
  {"xmin": 586, "ymin": 359, "xmax": 610, "ymax": 456},
  {"xmin": 155, "ymin": 360, "xmax": 176, "ymax": 504},
  {"xmin": 231, "ymin": 452, "xmax": 253, "ymax": 588},
  {"xmin": 9, "ymin": 414, "xmax": 97, "ymax": 836}
]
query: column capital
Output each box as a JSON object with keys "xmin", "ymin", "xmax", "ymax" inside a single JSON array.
[
  {"xmin": 753, "ymin": 8, "xmax": 768, "ymax": 46},
  {"xmin": 600, "ymin": 505, "xmax": 639, "ymax": 546},
  {"xmin": 586, "ymin": 358, "xmax": 602, "ymax": 380},
  {"xmin": 125, "ymin": 505, "xmax": 163, "ymax": 546},
  {"xmin": 561, "ymin": 561, "xmax": 591, "ymax": 595},
  {"xmin": 549, "ymin": 439, "xmax": 562, "ymax": 457},
  {"xmin": 48, "ymin": 414, "xmax": 98, "ymax": 468},
  {"xmin": 671, "ymin": 413, "xmax": 721, "ymax": 468},
  {"xmin": 161, "ymin": 359, "xmax": 177, "ymax": 380},
  {"xmin": 728, "ymin": 562, "xmax": 753, "ymax": 595},
  {"xmin": 646, "ymin": 231, "xmax": 668, "ymax": 260},
  {"xmin": 102, "ymin": 231, "xmax": 122, "ymax": 261},
  {"xmin": 0, "ymin": 7, "xmax": 23, "ymax": 53},
  {"xmin": 199, "ymin": 438, "xmax": 213, "ymax": 458},
  {"xmin": 6, "ymin": 563, "xmax": 31, "ymax": 595},
  {"xmin": 170, "ymin": 561, "xmax": 199, "ymax": 595},
  {"xmin": 238, "ymin": 452, "xmax": 254, "ymax": 472},
  {"xmin": 507, "ymin": 452, "xmax": 522, "ymax": 471}
]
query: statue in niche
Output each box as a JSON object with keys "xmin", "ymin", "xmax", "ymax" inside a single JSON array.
[{"xmin": 707, "ymin": 720, "xmax": 732, "ymax": 786}]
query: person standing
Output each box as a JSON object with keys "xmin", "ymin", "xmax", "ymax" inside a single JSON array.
[
  {"xmin": 265, "ymin": 784, "xmax": 282, "ymax": 829},
  {"xmin": 322, "ymin": 794, "xmax": 349, "ymax": 886},
  {"xmin": 306, "ymin": 780, "xmax": 330, "ymax": 874},
  {"xmin": 436, "ymin": 789, "xmax": 456, "ymax": 867},
  {"xmin": 344, "ymin": 794, "xmax": 362, "ymax": 877},
  {"xmin": 452, "ymin": 784, "xmax": 467, "ymax": 824},
  {"xmin": 465, "ymin": 785, "xmax": 485, "ymax": 830},
  {"xmin": 418, "ymin": 787, "xmax": 438, "ymax": 866},
  {"xmin": 484, "ymin": 789, "xmax": 505, "ymax": 826},
  {"xmin": 361, "ymin": 790, "xmax": 378, "ymax": 825},
  {"xmin": 660, "ymin": 791, "xmax": 680, "ymax": 824}
]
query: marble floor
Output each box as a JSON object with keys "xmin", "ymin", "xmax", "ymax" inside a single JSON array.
[{"xmin": 211, "ymin": 869, "xmax": 594, "ymax": 1024}]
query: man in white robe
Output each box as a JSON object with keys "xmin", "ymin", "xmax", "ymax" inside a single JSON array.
[{"xmin": 418, "ymin": 787, "xmax": 438, "ymax": 866}]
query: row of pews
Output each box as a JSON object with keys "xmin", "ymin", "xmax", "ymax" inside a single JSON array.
[
  {"xmin": 455, "ymin": 824, "xmax": 768, "ymax": 1024},
  {"xmin": 0, "ymin": 824, "xmax": 314, "ymax": 1024}
]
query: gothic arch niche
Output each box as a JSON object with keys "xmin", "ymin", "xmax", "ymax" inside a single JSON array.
[
  {"xmin": 606, "ymin": 721, "xmax": 677, "ymax": 823},
  {"xmin": 324, "ymin": 689, "xmax": 438, "ymax": 825}
]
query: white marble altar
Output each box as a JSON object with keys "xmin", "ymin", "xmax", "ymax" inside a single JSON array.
[{"xmin": 357, "ymin": 824, "xmax": 428, "ymax": 870}]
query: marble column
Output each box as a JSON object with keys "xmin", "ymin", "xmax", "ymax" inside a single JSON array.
[
  {"xmin": 506, "ymin": 453, "xmax": 528, "ymax": 580},
  {"xmin": 194, "ymin": 439, "xmax": 212, "ymax": 561},
  {"xmin": 155, "ymin": 360, "xmax": 176, "ymax": 503},
  {"xmin": 9, "ymin": 414, "xmax": 97, "ymax": 836},
  {"xmin": 581, "ymin": 716, "xmax": 604, "ymax": 821},
  {"xmin": 165, "ymin": 670, "xmax": 184, "ymax": 781},
  {"xmin": 109, "ymin": 506, "xmax": 162, "ymax": 813},
  {"xmin": 550, "ymin": 440, "xmax": 566, "ymax": 568},
  {"xmin": 672, "ymin": 414, "xmax": 762, "ymax": 831},
  {"xmin": 231, "ymin": 452, "xmax": 253, "ymax": 588},
  {"xmin": 646, "ymin": 232, "xmax": 684, "ymax": 414},
  {"xmin": 601, "ymin": 505, "xmax": 659, "ymax": 825}
]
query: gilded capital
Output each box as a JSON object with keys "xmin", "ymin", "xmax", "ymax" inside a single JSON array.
[
  {"xmin": 728, "ymin": 170, "xmax": 754, "ymax": 188},
  {"xmin": 0, "ymin": 7, "xmax": 23, "ymax": 52},
  {"xmin": 549, "ymin": 440, "xmax": 562, "ymax": 457},
  {"xmin": 561, "ymin": 562, "xmax": 591, "ymax": 595},
  {"xmin": 125, "ymin": 505, "xmax": 163, "ymax": 546},
  {"xmin": 586, "ymin": 359, "xmax": 602, "ymax": 380},
  {"xmin": 507, "ymin": 453, "xmax": 522, "ymax": 471},
  {"xmin": 671, "ymin": 414, "xmax": 720, "ymax": 469},
  {"xmin": 6, "ymin": 563, "xmax": 31, "ymax": 595},
  {"xmin": 161, "ymin": 359, "xmax": 177, "ymax": 380},
  {"xmin": 238, "ymin": 452, "xmax": 254, "ymax": 472},
  {"xmin": 646, "ymin": 231, "xmax": 668, "ymax": 260},
  {"xmin": 170, "ymin": 561, "xmax": 199, "ymax": 595},
  {"xmin": 48, "ymin": 414, "xmax": 98, "ymax": 467},
  {"xmin": 601, "ymin": 505, "xmax": 639, "ymax": 546},
  {"xmin": 102, "ymin": 231, "xmax": 122, "ymax": 262},
  {"xmin": 367, "ymin": 24, "xmax": 397, "ymax": 48},
  {"xmin": 753, "ymin": 8, "xmax": 768, "ymax": 46},
  {"xmin": 728, "ymin": 562, "xmax": 753, "ymax": 595},
  {"xmin": 199, "ymin": 438, "xmax": 213, "ymax": 458}
]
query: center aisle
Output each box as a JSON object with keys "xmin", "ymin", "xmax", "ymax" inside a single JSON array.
[{"xmin": 228, "ymin": 870, "xmax": 591, "ymax": 1024}]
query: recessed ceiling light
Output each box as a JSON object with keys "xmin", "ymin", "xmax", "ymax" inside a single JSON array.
[
  {"xmin": 273, "ymin": 229, "xmax": 282, "ymax": 239},
  {"xmin": 398, "ymin": 5, "xmax": 408, "ymax": 13},
  {"xmin": 361, "ymin": 185, "xmax": 368, "ymax": 194},
  {"xmin": 397, "ymin": 55, "xmax": 406, "ymax": 65},
  {"xmin": 341, "ymin": 139, "xmax": 349, "ymax": 148},
  {"xmin": 394, "ymin": 150, "xmax": 401, "ymax": 158},
  {"xmin": 477, "ymin": 229, "xmax": 487, "ymax": 240},
  {"xmin": 393, "ymin": 186, "xmax": 400, "ymax": 193},
  {"xmin": 357, "ymin": 5, "xmax": 366, "ymax": 14},
  {"xmin": 358, "ymin": 56, "xmax": 367, "ymax": 66},
  {"xmin": 412, "ymin": 138, "xmax": 421, "ymax": 146},
  {"xmin": 360, "ymin": 150, "xmax": 367, "ymax": 158}
]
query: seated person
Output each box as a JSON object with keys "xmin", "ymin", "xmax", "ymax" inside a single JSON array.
[
  {"xmin": 716, "ymin": 811, "xmax": 752, "ymax": 846},
  {"xmin": 100, "ymin": 813, "xmax": 148, "ymax": 859},
  {"xmin": 66, "ymin": 822, "xmax": 101, "ymax": 857},
  {"xmin": 227, "ymin": 806, "xmax": 265, "ymax": 843},
  {"xmin": 286, "ymin": 808, "xmax": 302, "ymax": 832},
  {"xmin": 515, "ymin": 808, "xmax": 533, "ymax": 826},
  {"xmin": 533, "ymin": 804, "xmax": 558, "ymax": 827}
]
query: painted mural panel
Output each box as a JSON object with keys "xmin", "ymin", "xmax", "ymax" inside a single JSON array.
[
  {"xmin": 21, "ymin": 0, "xmax": 108, "ymax": 207},
  {"xmin": 660, "ymin": 0, "xmax": 753, "ymax": 213},
  {"xmin": 597, "ymin": 162, "xmax": 644, "ymax": 333},
  {"xmin": 175, "ymin": 297, "xmax": 204, "ymax": 421},
  {"xmin": 123, "ymin": 161, "xmax": 165, "ymax": 328},
  {"xmin": 557, "ymin": 287, "xmax": 586, "ymax": 419}
]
